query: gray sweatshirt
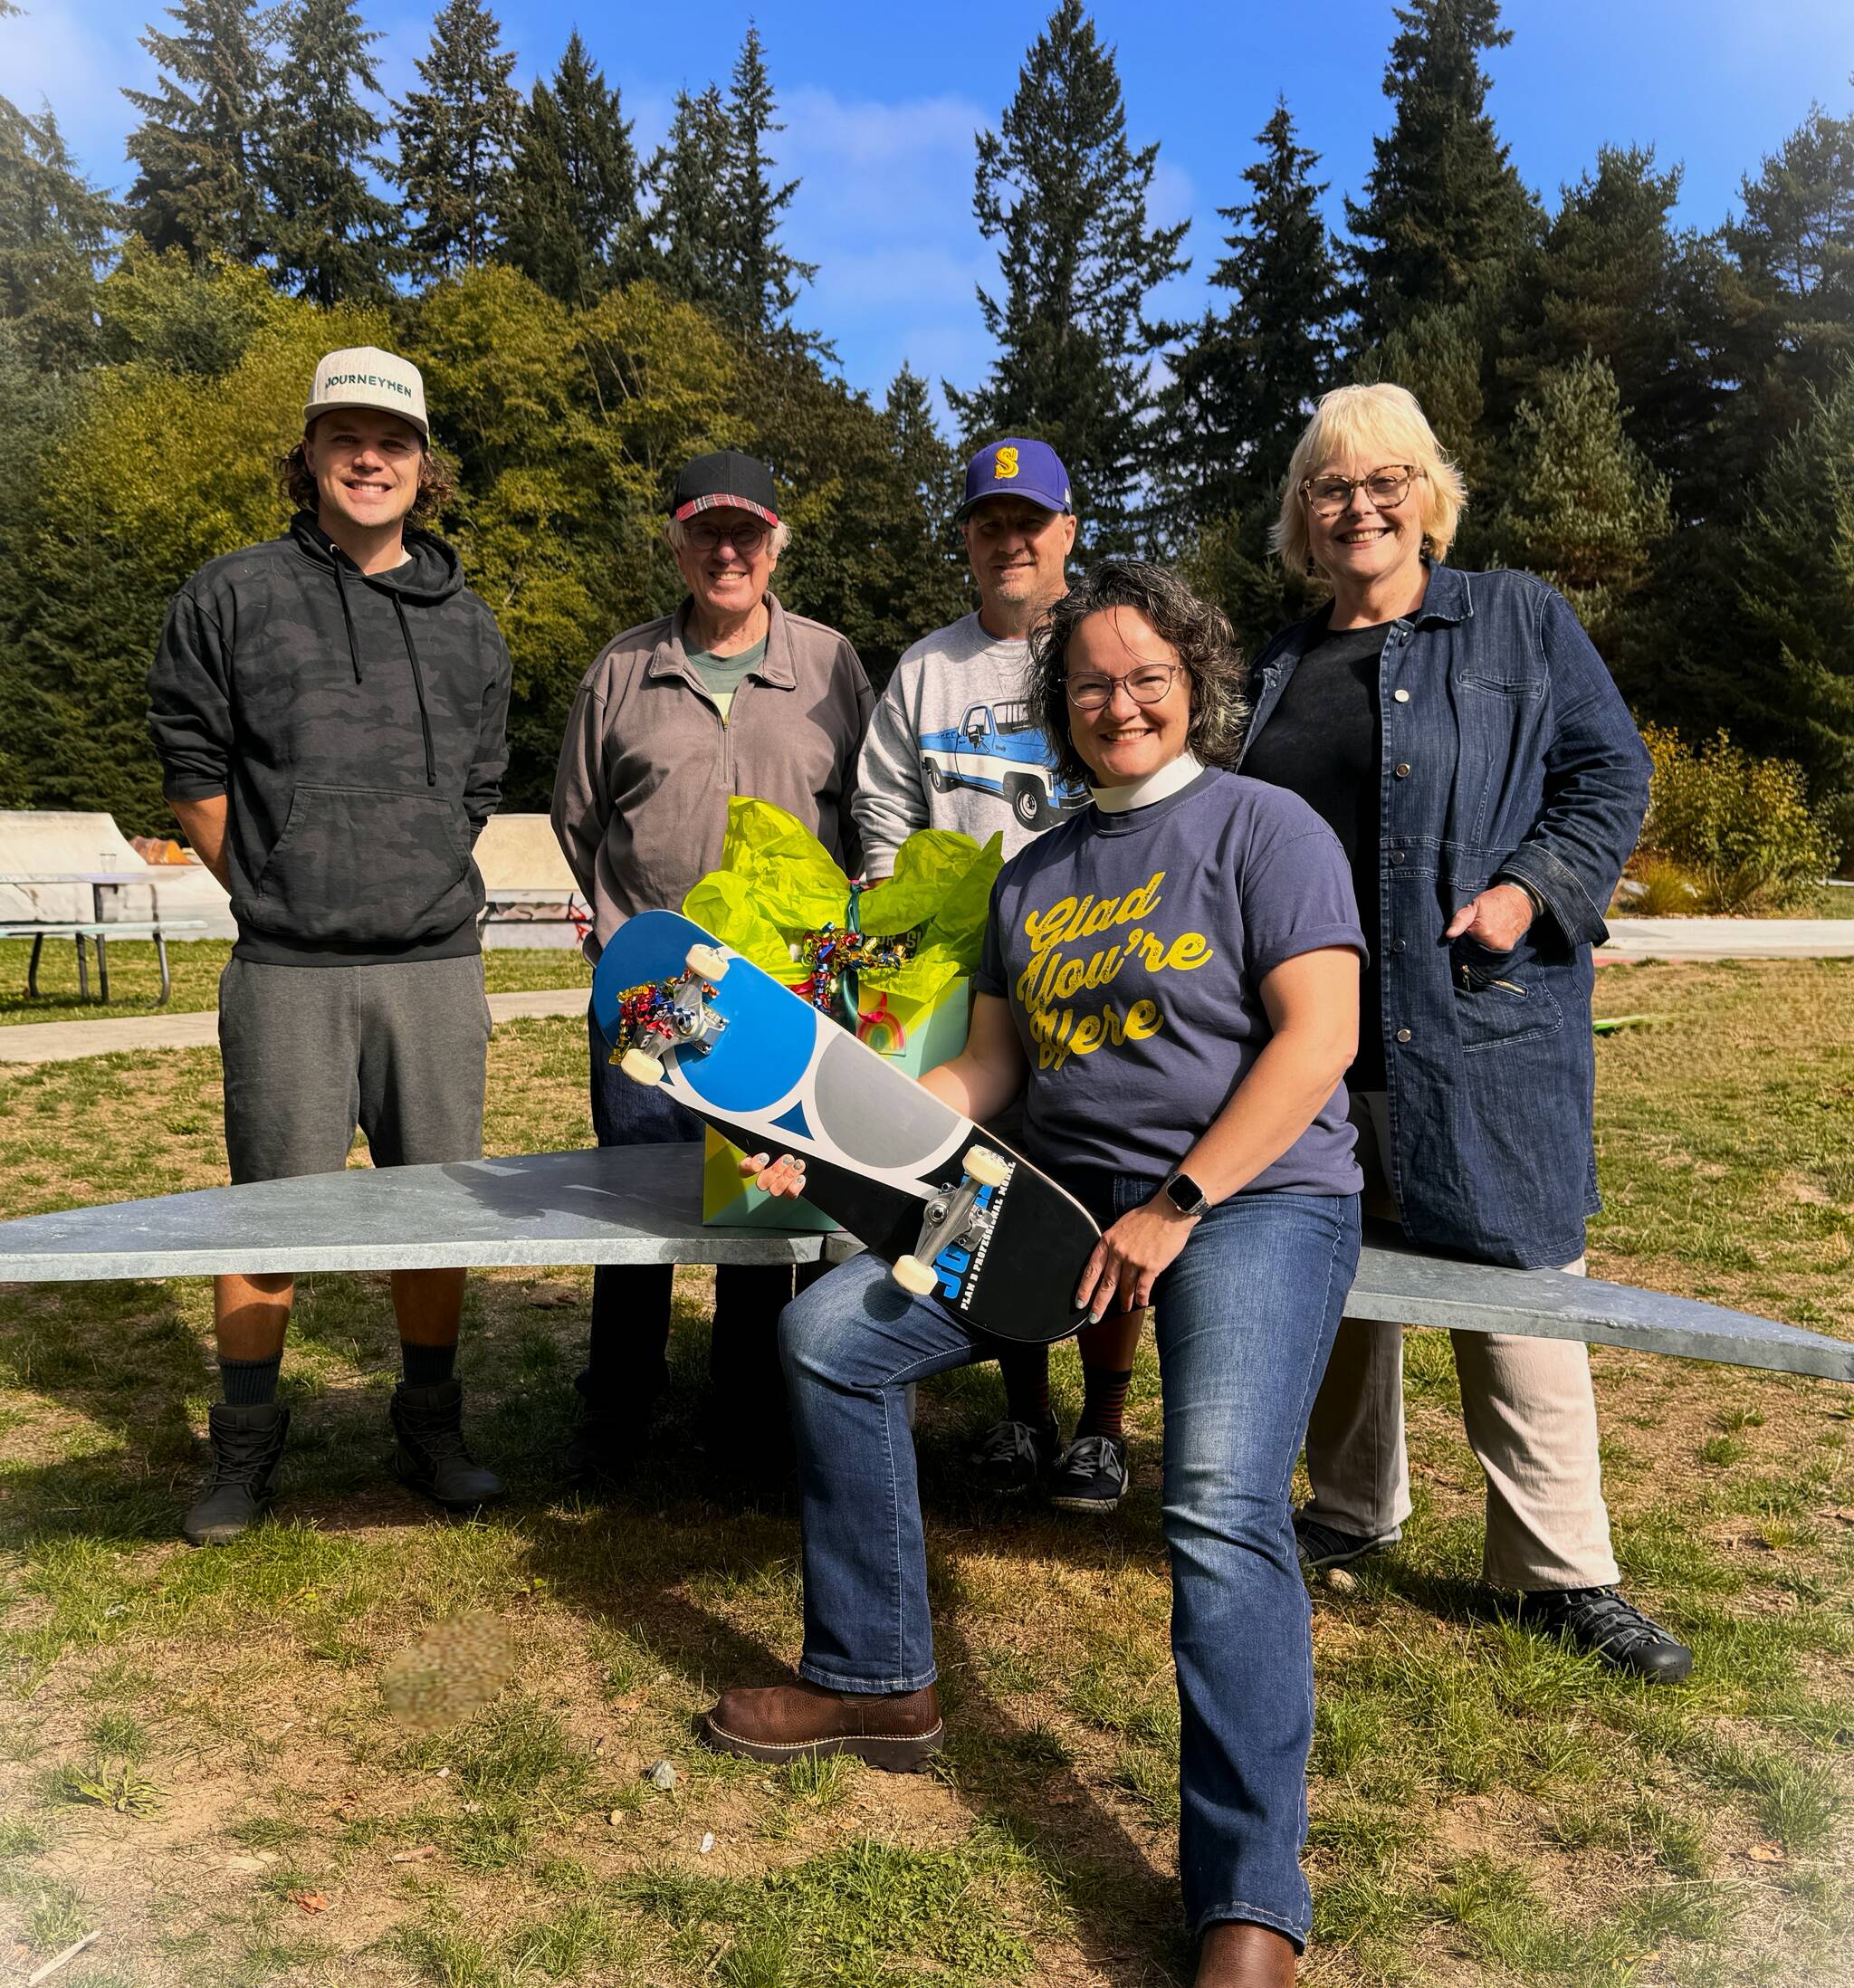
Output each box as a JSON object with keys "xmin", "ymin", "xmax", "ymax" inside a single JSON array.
[{"xmin": 853, "ymin": 612, "xmax": 1086, "ymax": 875}]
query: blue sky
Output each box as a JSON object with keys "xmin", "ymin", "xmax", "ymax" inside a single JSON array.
[{"xmin": 10, "ymin": 0, "xmax": 1853, "ymax": 419}]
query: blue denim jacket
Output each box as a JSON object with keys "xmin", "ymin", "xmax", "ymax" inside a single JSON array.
[{"xmin": 1241, "ymin": 566, "xmax": 1651, "ymax": 1267}]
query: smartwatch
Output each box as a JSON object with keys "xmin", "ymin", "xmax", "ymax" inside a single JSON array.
[{"xmin": 1161, "ymin": 1168, "xmax": 1209, "ymax": 1218}]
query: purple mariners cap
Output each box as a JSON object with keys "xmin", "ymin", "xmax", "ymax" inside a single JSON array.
[{"xmin": 954, "ymin": 437, "xmax": 1073, "ymax": 521}]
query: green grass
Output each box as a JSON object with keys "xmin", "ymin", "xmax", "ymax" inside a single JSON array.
[
  {"xmin": 0, "ymin": 963, "xmax": 1849, "ymax": 1983},
  {"xmin": 0, "ymin": 936, "xmax": 588, "ymax": 1024}
]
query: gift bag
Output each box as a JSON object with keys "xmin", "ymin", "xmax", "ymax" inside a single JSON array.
[{"xmin": 685, "ymin": 801, "xmax": 999, "ymax": 1228}]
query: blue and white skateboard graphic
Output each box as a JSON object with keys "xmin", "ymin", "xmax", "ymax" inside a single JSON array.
[{"xmin": 592, "ymin": 910, "xmax": 1101, "ymax": 1342}]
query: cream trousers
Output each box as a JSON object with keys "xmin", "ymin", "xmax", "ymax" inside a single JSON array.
[{"xmin": 1302, "ymin": 1092, "xmax": 1620, "ymax": 1592}]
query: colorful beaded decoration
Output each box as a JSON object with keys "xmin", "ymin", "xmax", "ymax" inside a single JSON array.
[
  {"xmin": 798, "ymin": 922, "xmax": 919, "ymax": 1016},
  {"xmin": 607, "ymin": 976, "xmax": 716, "ymax": 1060}
]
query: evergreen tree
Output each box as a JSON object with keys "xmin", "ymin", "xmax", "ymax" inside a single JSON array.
[
  {"xmin": 0, "ymin": 97, "xmax": 117, "ymax": 367},
  {"xmin": 122, "ymin": 0, "xmax": 274, "ymax": 264},
  {"xmin": 718, "ymin": 24, "xmax": 817, "ymax": 339},
  {"xmin": 1345, "ymin": 0, "xmax": 1538, "ymax": 343},
  {"xmin": 1737, "ymin": 368, "xmax": 1854, "ymax": 846},
  {"xmin": 1500, "ymin": 147, "xmax": 1720, "ymax": 511},
  {"xmin": 1359, "ymin": 300, "xmax": 1490, "ymax": 492},
  {"xmin": 645, "ymin": 85, "xmax": 734, "ymax": 316},
  {"xmin": 1723, "ymin": 105, "xmax": 1854, "ymax": 440},
  {"xmin": 265, "ymin": 0, "xmax": 400, "ymax": 305},
  {"xmin": 502, "ymin": 32, "xmax": 639, "ymax": 306},
  {"xmin": 1158, "ymin": 98, "xmax": 1340, "ymax": 539},
  {"xmin": 1498, "ymin": 351, "xmax": 1671, "ymax": 645},
  {"xmin": 390, "ymin": 0, "xmax": 521, "ymax": 276},
  {"xmin": 947, "ymin": 0, "xmax": 1188, "ymax": 548}
]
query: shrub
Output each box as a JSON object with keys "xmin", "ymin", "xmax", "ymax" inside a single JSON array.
[
  {"xmin": 1621, "ymin": 855, "xmax": 1700, "ymax": 916},
  {"xmin": 1636, "ymin": 725, "xmax": 1840, "ymax": 913}
]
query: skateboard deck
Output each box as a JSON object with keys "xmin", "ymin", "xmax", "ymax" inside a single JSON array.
[{"xmin": 591, "ymin": 910, "xmax": 1100, "ymax": 1344}]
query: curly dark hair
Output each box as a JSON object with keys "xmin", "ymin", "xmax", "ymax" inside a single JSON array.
[
  {"xmin": 281, "ymin": 432, "xmax": 458, "ymax": 523},
  {"xmin": 1028, "ymin": 559, "xmax": 1249, "ymax": 790}
]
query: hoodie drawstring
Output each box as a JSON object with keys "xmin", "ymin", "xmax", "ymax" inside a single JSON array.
[
  {"xmin": 392, "ymin": 594, "xmax": 438, "ymax": 788},
  {"xmin": 332, "ymin": 558, "xmax": 363, "ymax": 684}
]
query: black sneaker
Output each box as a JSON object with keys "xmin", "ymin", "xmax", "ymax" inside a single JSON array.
[
  {"xmin": 183, "ymin": 1402, "xmax": 291, "ymax": 1546},
  {"xmin": 1292, "ymin": 1509, "xmax": 1400, "ymax": 1571},
  {"xmin": 970, "ymin": 1416, "xmax": 1059, "ymax": 1495},
  {"xmin": 389, "ymin": 1381, "xmax": 503, "ymax": 1510},
  {"xmin": 1049, "ymin": 1433, "xmax": 1129, "ymax": 1514},
  {"xmin": 1515, "ymin": 1585, "xmax": 1694, "ymax": 1684}
]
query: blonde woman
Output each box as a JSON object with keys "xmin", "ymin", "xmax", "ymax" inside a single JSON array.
[{"xmin": 1240, "ymin": 383, "xmax": 1690, "ymax": 1681}]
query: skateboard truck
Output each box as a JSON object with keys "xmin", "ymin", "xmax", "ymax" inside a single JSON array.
[
  {"xmin": 617, "ymin": 945, "xmax": 731, "ymax": 1085},
  {"xmin": 894, "ymin": 1145, "xmax": 1011, "ymax": 1295}
]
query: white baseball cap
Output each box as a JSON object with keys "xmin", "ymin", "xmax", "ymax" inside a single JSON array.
[{"xmin": 303, "ymin": 346, "xmax": 429, "ymax": 442}]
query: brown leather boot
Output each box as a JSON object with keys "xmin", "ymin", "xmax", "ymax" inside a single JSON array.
[
  {"xmin": 1196, "ymin": 1920, "xmax": 1296, "ymax": 1986},
  {"xmin": 702, "ymin": 1678, "xmax": 943, "ymax": 1773}
]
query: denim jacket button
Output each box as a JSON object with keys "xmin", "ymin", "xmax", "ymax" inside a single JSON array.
[
  {"xmin": 1393, "ymin": 687, "xmax": 1411, "ymax": 703},
  {"xmin": 1390, "ymin": 938, "xmax": 1406, "ymax": 953},
  {"xmin": 1390, "ymin": 850, "xmax": 1406, "ymax": 865},
  {"xmin": 1394, "ymin": 762, "xmax": 1411, "ymax": 778},
  {"xmin": 1395, "ymin": 1027, "xmax": 1412, "ymax": 1044}
]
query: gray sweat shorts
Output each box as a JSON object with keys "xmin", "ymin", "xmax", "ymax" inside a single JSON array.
[{"xmin": 218, "ymin": 955, "xmax": 491, "ymax": 1184}]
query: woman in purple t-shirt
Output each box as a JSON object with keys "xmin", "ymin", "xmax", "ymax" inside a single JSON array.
[{"xmin": 704, "ymin": 562, "xmax": 1366, "ymax": 1985}]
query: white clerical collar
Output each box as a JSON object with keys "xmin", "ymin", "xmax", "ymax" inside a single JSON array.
[{"xmin": 1090, "ymin": 752, "xmax": 1205, "ymax": 814}]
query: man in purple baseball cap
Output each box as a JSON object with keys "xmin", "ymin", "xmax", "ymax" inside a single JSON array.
[
  {"xmin": 856, "ymin": 436, "xmax": 1142, "ymax": 1516},
  {"xmin": 951, "ymin": 435, "xmax": 1074, "ymax": 521}
]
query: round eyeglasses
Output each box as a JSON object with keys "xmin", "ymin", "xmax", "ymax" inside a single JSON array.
[
  {"xmin": 1301, "ymin": 466, "xmax": 1420, "ymax": 519},
  {"xmin": 1065, "ymin": 664, "xmax": 1183, "ymax": 712},
  {"xmin": 684, "ymin": 520, "xmax": 769, "ymax": 555}
]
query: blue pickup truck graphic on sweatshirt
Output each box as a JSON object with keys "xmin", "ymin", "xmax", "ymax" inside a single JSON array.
[{"xmin": 918, "ymin": 699, "xmax": 1087, "ymax": 830}]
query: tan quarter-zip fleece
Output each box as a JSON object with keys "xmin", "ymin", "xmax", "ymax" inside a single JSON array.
[{"xmin": 551, "ymin": 593, "xmax": 874, "ymax": 954}]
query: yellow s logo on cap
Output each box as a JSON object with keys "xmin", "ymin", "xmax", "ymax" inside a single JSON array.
[{"xmin": 994, "ymin": 446, "xmax": 1019, "ymax": 480}]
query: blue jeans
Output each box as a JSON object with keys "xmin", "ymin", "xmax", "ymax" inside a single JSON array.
[{"xmin": 779, "ymin": 1178, "xmax": 1361, "ymax": 1947}]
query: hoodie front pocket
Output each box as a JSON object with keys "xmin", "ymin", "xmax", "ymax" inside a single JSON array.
[{"xmin": 254, "ymin": 785, "xmax": 472, "ymax": 944}]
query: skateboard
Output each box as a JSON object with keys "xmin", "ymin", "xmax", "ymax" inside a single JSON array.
[{"xmin": 590, "ymin": 910, "xmax": 1101, "ymax": 1344}]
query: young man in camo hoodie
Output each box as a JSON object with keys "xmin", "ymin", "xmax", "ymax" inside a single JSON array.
[{"xmin": 148, "ymin": 347, "xmax": 511, "ymax": 1546}]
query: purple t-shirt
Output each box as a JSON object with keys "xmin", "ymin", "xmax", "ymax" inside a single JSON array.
[{"xmin": 974, "ymin": 767, "xmax": 1367, "ymax": 1196}]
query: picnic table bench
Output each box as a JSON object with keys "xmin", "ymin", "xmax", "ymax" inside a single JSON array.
[{"xmin": 0, "ymin": 871, "xmax": 208, "ymax": 1004}]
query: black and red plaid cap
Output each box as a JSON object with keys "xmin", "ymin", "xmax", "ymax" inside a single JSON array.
[{"xmin": 668, "ymin": 449, "xmax": 779, "ymax": 527}]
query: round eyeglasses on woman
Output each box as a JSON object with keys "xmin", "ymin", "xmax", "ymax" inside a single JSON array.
[
  {"xmin": 1065, "ymin": 664, "xmax": 1183, "ymax": 712},
  {"xmin": 1300, "ymin": 465, "xmax": 1422, "ymax": 519}
]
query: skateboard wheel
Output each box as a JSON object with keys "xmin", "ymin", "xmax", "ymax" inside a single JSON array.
[
  {"xmin": 963, "ymin": 1145, "xmax": 1010, "ymax": 1189},
  {"xmin": 685, "ymin": 944, "xmax": 729, "ymax": 982},
  {"xmin": 619, "ymin": 1047, "xmax": 664, "ymax": 1085},
  {"xmin": 892, "ymin": 1255, "xmax": 939, "ymax": 1296}
]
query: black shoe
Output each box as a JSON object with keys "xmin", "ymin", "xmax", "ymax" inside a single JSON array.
[
  {"xmin": 561, "ymin": 1366, "xmax": 660, "ymax": 1491},
  {"xmin": 1515, "ymin": 1585, "xmax": 1694, "ymax": 1684},
  {"xmin": 1293, "ymin": 1509, "xmax": 1400, "ymax": 1571},
  {"xmin": 969, "ymin": 1415, "xmax": 1059, "ymax": 1495},
  {"xmin": 389, "ymin": 1381, "xmax": 503, "ymax": 1510},
  {"xmin": 183, "ymin": 1402, "xmax": 291, "ymax": 1546},
  {"xmin": 1048, "ymin": 1433, "xmax": 1130, "ymax": 1514}
]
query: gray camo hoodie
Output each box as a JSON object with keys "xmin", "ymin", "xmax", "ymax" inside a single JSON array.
[{"xmin": 147, "ymin": 511, "xmax": 511, "ymax": 966}]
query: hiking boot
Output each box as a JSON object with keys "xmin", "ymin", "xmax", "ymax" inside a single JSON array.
[
  {"xmin": 969, "ymin": 1415, "xmax": 1059, "ymax": 1495},
  {"xmin": 1515, "ymin": 1585, "xmax": 1694, "ymax": 1684},
  {"xmin": 1293, "ymin": 1509, "xmax": 1400, "ymax": 1571},
  {"xmin": 389, "ymin": 1380, "xmax": 502, "ymax": 1510},
  {"xmin": 1048, "ymin": 1432, "xmax": 1130, "ymax": 1514},
  {"xmin": 182, "ymin": 1401, "xmax": 290, "ymax": 1547},
  {"xmin": 702, "ymin": 1678, "xmax": 943, "ymax": 1773}
]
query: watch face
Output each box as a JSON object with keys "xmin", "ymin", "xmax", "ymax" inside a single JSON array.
[{"xmin": 1166, "ymin": 1172, "xmax": 1203, "ymax": 1214}]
